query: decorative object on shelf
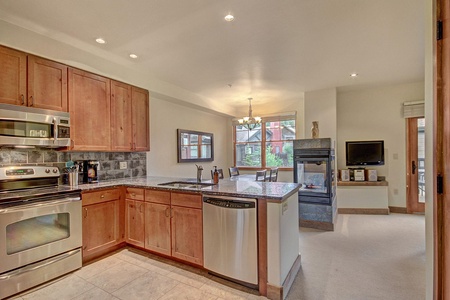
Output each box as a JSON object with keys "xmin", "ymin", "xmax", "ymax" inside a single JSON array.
[
  {"xmin": 238, "ymin": 98, "xmax": 261, "ymax": 130},
  {"xmin": 311, "ymin": 121, "xmax": 319, "ymax": 139}
]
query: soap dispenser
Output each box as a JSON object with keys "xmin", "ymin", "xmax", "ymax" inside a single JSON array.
[{"xmin": 213, "ymin": 166, "xmax": 219, "ymax": 184}]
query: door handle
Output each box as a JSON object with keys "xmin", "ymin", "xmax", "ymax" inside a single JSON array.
[{"xmin": 412, "ymin": 161, "xmax": 417, "ymax": 175}]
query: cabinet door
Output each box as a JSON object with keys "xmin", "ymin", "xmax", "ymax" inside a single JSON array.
[
  {"xmin": 82, "ymin": 199, "xmax": 121, "ymax": 258},
  {"xmin": 144, "ymin": 202, "xmax": 171, "ymax": 256},
  {"xmin": 0, "ymin": 46, "xmax": 26, "ymax": 105},
  {"xmin": 125, "ymin": 199, "xmax": 145, "ymax": 247},
  {"xmin": 111, "ymin": 80, "xmax": 132, "ymax": 151},
  {"xmin": 68, "ymin": 68, "xmax": 111, "ymax": 151},
  {"xmin": 171, "ymin": 205, "xmax": 203, "ymax": 265},
  {"xmin": 27, "ymin": 55, "xmax": 68, "ymax": 111},
  {"xmin": 131, "ymin": 86, "xmax": 149, "ymax": 151}
]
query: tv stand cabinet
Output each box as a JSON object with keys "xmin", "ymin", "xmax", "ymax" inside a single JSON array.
[{"xmin": 337, "ymin": 181, "xmax": 389, "ymax": 214}]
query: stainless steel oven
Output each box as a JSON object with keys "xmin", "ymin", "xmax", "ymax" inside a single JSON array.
[{"xmin": 0, "ymin": 165, "xmax": 82, "ymax": 299}]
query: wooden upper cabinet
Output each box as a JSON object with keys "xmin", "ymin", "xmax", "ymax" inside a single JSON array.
[
  {"xmin": 68, "ymin": 68, "xmax": 111, "ymax": 151},
  {"xmin": 111, "ymin": 80, "xmax": 133, "ymax": 151},
  {"xmin": 132, "ymin": 86, "xmax": 150, "ymax": 151},
  {"xmin": 111, "ymin": 82, "xmax": 149, "ymax": 151},
  {"xmin": 0, "ymin": 46, "xmax": 27, "ymax": 105},
  {"xmin": 27, "ymin": 55, "xmax": 68, "ymax": 111}
]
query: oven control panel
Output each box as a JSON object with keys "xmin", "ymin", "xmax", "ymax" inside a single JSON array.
[{"xmin": 0, "ymin": 166, "xmax": 60, "ymax": 180}]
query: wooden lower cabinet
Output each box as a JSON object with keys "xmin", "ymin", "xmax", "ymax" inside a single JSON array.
[
  {"xmin": 171, "ymin": 205, "xmax": 203, "ymax": 265},
  {"xmin": 125, "ymin": 187, "xmax": 145, "ymax": 247},
  {"xmin": 144, "ymin": 202, "xmax": 171, "ymax": 256},
  {"xmin": 82, "ymin": 188, "xmax": 203, "ymax": 266},
  {"xmin": 144, "ymin": 190, "xmax": 203, "ymax": 266},
  {"xmin": 82, "ymin": 189, "xmax": 124, "ymax": 261},
  {"xmin": 125, "ymin": 199, "xmax": 145, "ymax": 247}
]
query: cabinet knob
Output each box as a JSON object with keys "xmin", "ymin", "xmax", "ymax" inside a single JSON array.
[
  {"xmin": 20, "ymin": 94, "xmax": 25, "ymax": 105},
  {"xmin": 29, "ymin": 96, "xmax": 34, "ymax": 106},
  {"xmin": 100, "ymin": 194, "xmax": 105, "ymax": 198},
  {"xmin": 132, "ymin": 193, "xmax": 136, "ymax": 197}
]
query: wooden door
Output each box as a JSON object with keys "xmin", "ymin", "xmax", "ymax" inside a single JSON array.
[
  {"xmin": 171, "ymin": 205, "xmax": 203, "ymax": 265},
  {"xmin": 27, "ymin": 55, "xmax": 68, "ymax": 111},
  {"xmin": 68, "ymin": 68, "xmax": 111, "ymax": 151},
  {"xmin": 125, "ymin": 199, "xmax": 145, "ymax": 247},
  {"xmin": 436, "ymin": 0, "xmax": 449, "ymax": 297},
  {"xmin": 111, "ymin": 80, "xmax": 132, "ymax": 151},
  {"xmin": 144, "ymin": 202, "xmax": 171, "ymax": 256},
  {"xmin": 0, "ymin": 46, "xmax": 26, "ymax": 105},
  {"xmin": 406, "ymin": 118, "xmax": 425, "ymax": 213},
  {"xmin": 131, "ymin": 86, "xmax": 150, "ymax": 151},
  {"xmin": 82, "ymin": 200, "xmax": 121, "ymax": 258}
]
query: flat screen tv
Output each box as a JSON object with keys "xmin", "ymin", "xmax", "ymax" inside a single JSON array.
[{"xmin": 346, "ymin": 140, "xmax": 384, "ymax": 166}]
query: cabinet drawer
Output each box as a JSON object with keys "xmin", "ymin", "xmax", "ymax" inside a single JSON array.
[
  {"xmin": 171, "ymin": 192, "xmax": 202, "ymax": 209},
  {"xmin": 82, "ymin": 188, "xmax": 121, "ymax": 206},
  {"xmin": 145, "ymin": 189, "xmax": 170, "ymax": 205},
  {"xmin": 126, "ymin": 188, "xmax": 144, "ymax": 200}
]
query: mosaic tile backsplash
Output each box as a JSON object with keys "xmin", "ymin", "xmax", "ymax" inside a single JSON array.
[{"xmin": 0, "ymin": 149, "xmax": 147, "ymax": 182}]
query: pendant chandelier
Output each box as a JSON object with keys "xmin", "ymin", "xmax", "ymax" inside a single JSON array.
[{"xmin": 238, "ymin": 98, "xmax": 262, "ymax": 130}]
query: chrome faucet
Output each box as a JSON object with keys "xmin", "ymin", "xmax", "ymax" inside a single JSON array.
[{"xmin": 195, "ymin": 164, "xmax": 203, "ymax": 183}]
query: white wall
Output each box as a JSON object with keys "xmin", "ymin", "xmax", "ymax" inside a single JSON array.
[
  {"xmin": 147, "ymin": 97, "xmax": 229, "ymax": 178},
  {"xmin": 337, "ymin": 81, "xmax": 424, "ymax": 208},
  {"xmin": 304, "ymin": 88, "xmax": 337, "ymax": 142}
]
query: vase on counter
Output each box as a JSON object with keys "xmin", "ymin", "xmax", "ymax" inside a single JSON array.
[{"xmin": 311, "ymin": 121, "xmax": 319, "ymax": 139}]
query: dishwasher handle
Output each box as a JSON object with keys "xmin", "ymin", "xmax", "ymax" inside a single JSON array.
[{"xmin": 203, "ymin": 197, "xmax": 256, "ymax": 209}]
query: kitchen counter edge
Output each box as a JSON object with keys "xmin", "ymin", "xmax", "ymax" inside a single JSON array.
[{"xmin": 74, "ymin": 176, "xmax": 300, "ymax": 202}]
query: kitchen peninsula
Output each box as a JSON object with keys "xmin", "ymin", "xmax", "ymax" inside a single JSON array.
[{"xmin": 78, "ymin": 176, "xmax": 301, "ymax": 300}]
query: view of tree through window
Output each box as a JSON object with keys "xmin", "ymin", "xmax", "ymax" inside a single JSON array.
[{"xmin": 234, "ymin": 119, "xmax": 296, "ymax": 168}]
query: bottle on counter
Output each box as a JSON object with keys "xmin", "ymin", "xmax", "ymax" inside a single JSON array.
[{"xmin": 213, "ymin": 166, "xmax": 219, "ymax": 184}]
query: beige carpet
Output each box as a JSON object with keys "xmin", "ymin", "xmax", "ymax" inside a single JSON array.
[{"xmin": 287, "ymin": 213, "xmax": 426, "ymax": 300}]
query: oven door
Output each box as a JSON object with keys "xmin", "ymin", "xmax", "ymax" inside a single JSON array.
[{"xmin": 0, "ymin": 196, "xmax": 81, "ymax": 274}]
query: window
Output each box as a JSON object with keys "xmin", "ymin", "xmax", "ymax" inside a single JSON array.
[{"xmin": 233, "ymin": 115, "xmax": 296, "ymax": 169}]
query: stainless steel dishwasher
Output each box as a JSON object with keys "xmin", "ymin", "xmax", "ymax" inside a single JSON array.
[{"xmin": 203, "ymin": 196, "xmax": 258, "ymax": 286}]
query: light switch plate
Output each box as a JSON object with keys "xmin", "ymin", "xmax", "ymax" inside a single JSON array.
[{"xmin": 119, "ymin": 161, "xmax": 127, "ymax": 169}]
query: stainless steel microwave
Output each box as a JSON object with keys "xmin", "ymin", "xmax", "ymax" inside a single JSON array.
[{"xmin": 0, "ymin": 103, "xmax": 70, "ymax": 148}]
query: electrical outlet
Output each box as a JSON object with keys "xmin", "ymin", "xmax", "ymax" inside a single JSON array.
[{"xmin": 119, "ymin": 161, "xmax": 127, "ymax": 169}]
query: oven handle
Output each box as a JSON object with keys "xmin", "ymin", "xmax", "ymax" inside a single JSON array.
[
  {"xmin": 0, "ymin": 196, "xmax": 81, "ymax": 213},
  {"xmin": 0, "ymin": 248, "xmax": 81, "ymax": 281}
]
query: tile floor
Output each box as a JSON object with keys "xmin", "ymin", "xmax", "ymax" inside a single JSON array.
[{"xmin": 10, "ymin": 247, "xmax": 266, "ymax": 300}]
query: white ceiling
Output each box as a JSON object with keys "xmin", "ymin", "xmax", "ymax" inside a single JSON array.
[{"xmin": 0, "ymin": 0, "xmax": 425, "ymax": 114}]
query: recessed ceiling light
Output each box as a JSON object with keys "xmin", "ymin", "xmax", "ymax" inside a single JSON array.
[
  {"xmin": 350, "ymin": 73, "xmax": 358, "ymax": 77},
  {"xmin": 129, "ymin": 54, "xmax": 138, "ymax": 59},
  {"xmin": 224, "ymin": 14, "xmax": 234, "ymax": 22},
  {"xmin": 95, "ymin": 38, "xmax": 106, "ymax": 44}
]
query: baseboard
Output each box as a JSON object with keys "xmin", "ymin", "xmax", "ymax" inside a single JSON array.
[
  {"xmin": 299, "ymin": 219, "xmax": 334, "ymax": 231},
  {"xmin": 338, "ymin": 208, "xmax": 389, "ymax": 215},
  {"xmin": 388, "ymin": 206, "xmax": 408, "ymax": 214}
]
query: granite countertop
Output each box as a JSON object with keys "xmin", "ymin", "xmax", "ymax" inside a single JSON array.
[{"xmin": 75, "ymin": 176, "xmax": 301, "ymax": 201}]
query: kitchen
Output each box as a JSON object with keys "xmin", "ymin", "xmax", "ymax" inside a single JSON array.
[
  {"xmin": 0, "ymin": 45, "xmax": 300, "ymax": 299},
  {"xmin": 0, "ymin": 1, "xmax": 429, "ymax": 300}
]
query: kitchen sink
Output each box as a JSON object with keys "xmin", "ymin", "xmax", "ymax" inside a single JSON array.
[{"xmin": 158, "ymin": 181, "xmax": 216, "ymax": 189}]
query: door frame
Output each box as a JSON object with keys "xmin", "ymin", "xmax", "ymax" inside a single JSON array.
[{"xmin": 434, "ymin": 0, "xmax": 447, "ymax": 297}]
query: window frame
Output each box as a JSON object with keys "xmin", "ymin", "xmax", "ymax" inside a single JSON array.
[
  {"xmin": 233, "ymin": 114, "xmax": 296, "ymax": 171},
  {"xmin": 177, "ymin": 129, "xmax": 214, "ymax": 163}
]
